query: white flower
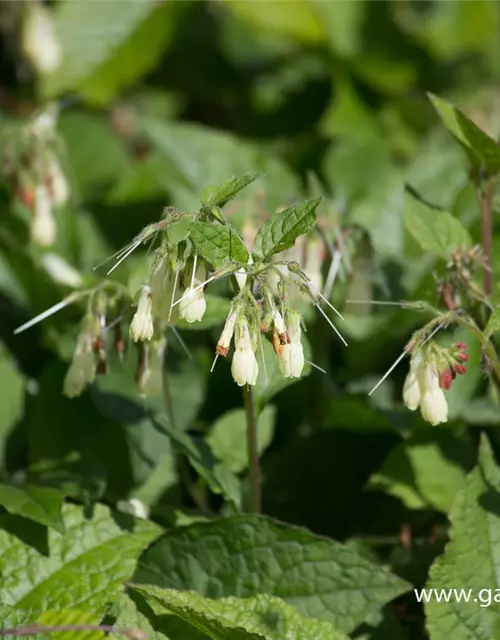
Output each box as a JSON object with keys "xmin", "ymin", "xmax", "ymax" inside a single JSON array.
[
  {"xmin": 279, "ymin": 343, "xmax": 304, "ymax": 378},
  {"xmin": 22, "ymin": 2, "xmax": 62, "ymax": 75},
  {"xmin": 48, "ymin": 159, "xmax": 69, "ymax": 206},
  {"xmin": 130, "ymin": 286, "xmax": 154, "ymax": 342},
  {"xmin": 41, "ymin": 253, "xmax": 82, "ymax": 287},
  {"xmin": 235, "ymin": 255, "xmax": 253, "ymax": 290},
  {"xmin": 179, "ymin": 287, "xmax": 206, "ymax": 323},
  {"xmin": 402, "ymin": 351, "xmax": 449, "ymax": 425},
  {"xmin": 116, "ymin": 498, "xmax": 150, "ymax": 520},
  {"xmin": 272, "ymin": 310, "xmax": 286, "ymax": 339},
  {"xmin": 63, "ymin": 337, "xmax": 96, "ymax": 398},
  {"xmin": 286, "ymin": 310, "xmax": 302, "ymax": 344},
  {"xmin": 231, "ymin": 320, "xmax": 258, "ymax": 386},
  {"xmin": 217, "ymin": 310, "xmax": 237, "ymax": 356},
  {"xmin": 31, "ymin": 184, "xmax": 55, "ymax": 246},
  {"xmin": 402, "ymin": 371, "xmax": 420, "ymax": 411},
  {"xmin": 420, "ymin": 387, "xmax": 448, "ymax": 426}
]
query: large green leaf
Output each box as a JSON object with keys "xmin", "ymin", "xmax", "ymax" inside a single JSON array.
[
  {"xmin": 134, "ymin": 514, "xmax": 410, "ymax": 633},
  {"xmin": 404, "ymin": 192, "xmax": 472, "ymax": 259},
  {"xmin": 201, "ymin": 175, "xmax": 262, "ymax": 209},
  {"xmin": 207, "ymin": 406, "xmax": 275, "ymax": 474},
  {"xmin": 0, "ymin": 484, "xmax": 64, "ymax": 533},
  {"xmin": 139, "ymin": 119, "xmax": 299, "ymax": 211},
  {"xmin": 425, "ymin": 436, "xmax": 500, "ymax": 639},
  {"xmin": 369, "ymin": 430, "xmax": 474, "ymax": 513},
  {"xmin": 190, "ymin": 222, "xmax": 249, "ymax": 270},
  {"xmin": 0, "ymin": 346, "xmax": 24, "ymax": 466},
  {"xmin": 429, "ymin": 93, "xmax": 500, "ymax": 175},
  {"xmin": 44, "ymin": 1, "xmax": 177, "ymax": 104},
  {"xmin": 0, "ymin": 606, "xmax": 103, "ymax": 640},
  {"xmin": 225, "ymin": 0, "xmax": 325, "ymax": 44},
  {"xmin": 130, "ymin": 585, "xmax": 349, "ymax": 640},
  {"xmin": 252, "ymin": 199, "xmax": 320, "ymax": 261},
  {"xmin": 0, "ymin": 503, "xmax": 160, "ymax": 613}
]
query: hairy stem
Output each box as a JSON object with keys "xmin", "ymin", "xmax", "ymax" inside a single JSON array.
[
  {"xmin": 244, "ymin": 385, "xmax": 261, "ymax": 513},
  {"xmin": 477, "ymin": 177, "xmax": 496, "ymax": 296}
]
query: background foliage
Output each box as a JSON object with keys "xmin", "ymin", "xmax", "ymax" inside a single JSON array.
[{"xmin": 1, "ymin": 1, "xmax": 500, "ymax": 639}]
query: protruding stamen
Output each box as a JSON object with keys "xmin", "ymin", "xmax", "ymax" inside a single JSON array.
[
  {"xmin": 107, "ymin": 241, "xmax": 141, "ymax": 275},
  {"xmin": 14, "ymin": 293, "xmax": 81, "ymax": 335},
  {"xmin": 314, "ymin": 303, "xmax": 348, "ymax": 347}
]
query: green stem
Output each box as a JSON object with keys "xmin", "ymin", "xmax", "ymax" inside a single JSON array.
[
  {"xmin": 244, "ymin": 385, "xmax": 261, "ymax": 513},
  {"xmin": 476, "ymin": 177, "xmax": 496, "ymax": 296}
]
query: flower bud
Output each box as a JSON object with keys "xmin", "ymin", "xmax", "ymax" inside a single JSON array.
[
  {"xmin": 31, "ymin": 184, "xmax": 55, "ymax": 246},
  {"xmin": 272, "ymin": 310, "xmax": 287, "ymax": 342},
  {"xmin": 216, "ymin": 310, "xmax": 237, "ymax": 357},
  {"xmin": 130, "ymin": 285, "xmax": 154, "ymax": 342},
  {"xmin": 231, "ymin": 320, "xmax": 258, "ymax": 386},
  {"xmin": 439, "ymin": 368, "xmax": 453, "ymax": 390},
  {"xmin": 454, "ymin": 363, "xmax": 466, "ymax": 375},
  {"xmin": 22, "ymin": 1, "xmax": 62, "ymax": 75}
]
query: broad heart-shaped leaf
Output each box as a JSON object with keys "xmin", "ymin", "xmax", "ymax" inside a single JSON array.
[
  {"xmin": 190, "ymin": 222, "xmax": 249, "ymax": 269},
  {"xmin": 43, "ymin": 1, "xmax": 177, "ymax": 104},
  {"xmin": 201, "ymin": 174, "xmax": 262, "ymax": 209},
  {"xmin": 429, "ymin": 93, "xmax": 500, "ymax": 175},
  {"xmin": 133, "ymin": 514, "xmax": 410, "ymax": 633},
  {"xmin": 0, "ymin": 484, "xmax": 64, "ymax": 533},
  {"xmin": 404, "ymin": 192, "xmax": 472, "ymax": 259},
  {"xmin": 484, "ymin": 310, "xmax": 500, "ymax": 341},
  {"xmin": 253, "ymin": 199, "xmax": 320, "ymax": 261},
  {"xmin": 0, "ymin": 503, "xmax": 160, "ymax": 613},
  {"xmin": 130, "ymin": 585, "xmax": 349, "ymax": 640},
  {"xmin": 425, "ymin": 436, "xmax": 500, "ymax": 639}
]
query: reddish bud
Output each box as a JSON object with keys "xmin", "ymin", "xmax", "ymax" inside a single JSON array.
[
  {"xmin": 455, "ymin": 341, "xmax": 467, "ymax": 351},
  {"xmin": 454, "ymin": 363, "xmax": 466, "ymax": 375},
  {"xmin": 18, "ymin": 187, "xmax": 34, "ymax": 208},
  {"xmin": 439, "ymin": 368, "xmax": 453, "ymax": 390},
  {"xmin": 456, "ymin": 351, "xmax": 469, "ymax": 362}
]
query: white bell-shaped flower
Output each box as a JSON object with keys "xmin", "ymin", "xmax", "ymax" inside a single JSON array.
[
  {"xmin": 217, "ymin": 309, "xmax": 238, "ymax": 356},
  {"xmin": 419, "ymin": 364, "xmax": 448, "ymax": 426},
  {"xmin": 279, "ymin": 343, "xmax": 304, "ymax": 378},
  {"xmin": 130, "ymin": 285, "xmax": 154, "ymax": 342},
  {"xmin": 231, "ymin": 320, "xmax": 258, "ymax": 386},
  {"xmin": 179, "ymin": 262, "xmax": 207, "ymax": 324},
  {"xmin": 402, "ymin": 350, "xmax": 423, "ymax": 411},
  {"xmin": 48, "ymin": 159, "xmax": 69, "ymax": 206},
  {"xmin": 63, "ymin": 336, "xmax": 96, "ymax": 398},
  {"xmin": 22, "ymin": 2, "xmax": 62, "ymax": 75},
  {"xmin": 31, "ymin": 184, "xmax": 55, "ymax": 246}
]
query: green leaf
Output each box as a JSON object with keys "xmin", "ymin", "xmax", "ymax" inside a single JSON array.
[
  {"xmin": 428, "ymin": 93, "xmax": 500, "ymax": 174},
  {"xmin": 115, "ymin": 592, "xmax": 170, "ymax": 640},
  {"xmin": 404, "ymin": 192, "xmax": 472, "ymax": 258},
  {"xmin": 369, "ymin": 430, "xmax": 474, "ymax": 513},
  {"xmin": 0, "ymin": 503, "xmax": 160, "ymax": 613},
  {"xmin": 484, "ymin": 310, "xmax": 500, "ymax": 341},
  {"xmin": 133, "ymin": 585, "xmax": 349, "ymax": 640},
  {"xmin": 134, "ymin": 514, "xmax": 410, "ymax": 633},
  {"xmin": 44, "ymin": 1, "xmax": 177, "ymax": 104},
  {"xmin": 252, "ymin": 198, "xmax": 320, "ymax": 261},
  {"xmin": 225, "ymin": 0, "xmax": 325, "ymax": 44},
  {"xmin": 0, "ymin": 607, "xmax": 103, "ymax": 640},
  {"xmin": 0, "ymin": 346, "xmax": 24, "ymax": 466},
  {"xmin": 207, "ymin": 406, "xmax": 275, "ymax": 474},
  {"xmin": 190, "ymin": 222, "xmax": 249, "ymax": 269},
  {"xmin": 425, "ymin": 436, "xmax": 500, "ymax": 639},
  {"xmin": 177, "ymin": 294, "xmax": 232, "ymax": 332},
  {"xmin": 0, "ymin": 484, "xmax": 64, "ymax": 533},
  {"xmin": 201, "ymin": 174, "xmax": 262, "ymax": 208}
]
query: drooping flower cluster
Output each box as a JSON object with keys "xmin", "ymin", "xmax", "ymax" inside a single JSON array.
[
  {"xmin": 403, "ymin": 341, "xmax": 468, "ymax": 426},
  {"xmin": 2, "ymin": 107, "xmax": 70, "ymax": 247}
]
